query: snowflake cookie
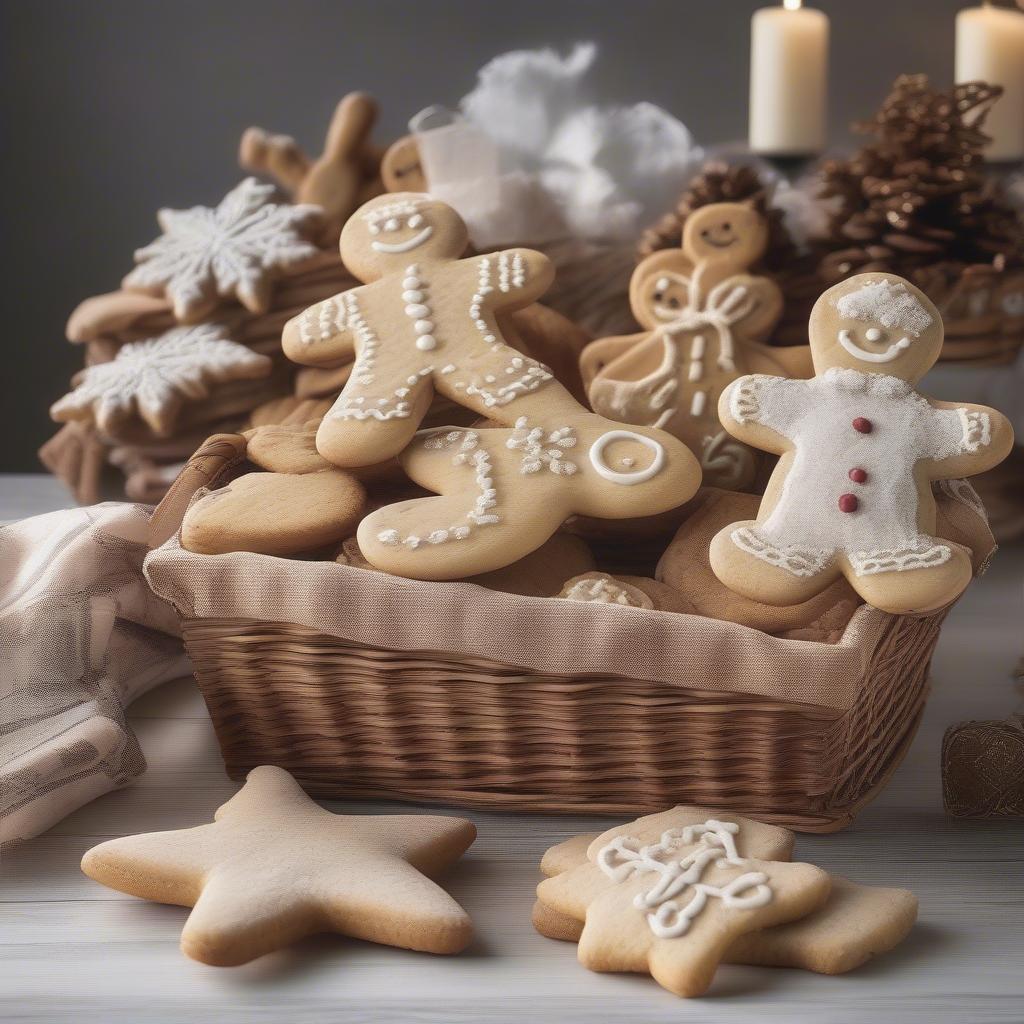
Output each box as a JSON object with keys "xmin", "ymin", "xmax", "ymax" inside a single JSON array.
[
  {"xmin": 123, "ymin": 177, "xmax": 322, "ymax": 322},
  {"xmin": 51, "ymin": 324, "xmax": 271, "ymax": 437},
  {"xmin": 709, "ymin": 272, "xmax": 1014, "ymax": 615}
]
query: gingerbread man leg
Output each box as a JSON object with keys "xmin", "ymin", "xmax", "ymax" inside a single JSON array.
[
  {"xmin": 709, "ymin": 519, "xmax": 844, "ymax": 607},
  {"xmin": 317, "ymin": 369, "xmax": 436, "ymax": 467},
  {"xmin": 845, "ymin": 539, "xmax": 973, "ymax": 614}
]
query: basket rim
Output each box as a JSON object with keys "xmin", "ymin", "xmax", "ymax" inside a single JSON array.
[{"xmin": 145, "ymin": 530, "xmax": 921, "ymax": 712}]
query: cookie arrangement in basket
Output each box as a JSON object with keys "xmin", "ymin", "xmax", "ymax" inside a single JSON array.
[{"xmin": 21, "ymin": 40, "xmax": 1024, "ymax": 1002}]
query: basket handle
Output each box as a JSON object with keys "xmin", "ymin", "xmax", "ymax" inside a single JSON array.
[{"xmin": 146, "ymin": 433, "xmax": 249, "ymax": 550}]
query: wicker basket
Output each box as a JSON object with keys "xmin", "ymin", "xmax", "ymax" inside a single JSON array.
[{"xmin": 144, "ymin": 435, "xmax": 951, "ymax": 833}]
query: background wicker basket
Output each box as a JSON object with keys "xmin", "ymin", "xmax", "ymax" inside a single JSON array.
[{"xmin": 144, "ymin": 435, "xmax": 954, "ymax": 833}]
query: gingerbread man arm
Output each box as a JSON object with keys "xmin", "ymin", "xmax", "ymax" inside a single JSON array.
[
  {"xmin": 718, "ymin": 375, "xmax": 808, "ymax": 455},
  {"xmin": 923, "ymin": 400, "xmax": 1015, "ymax": 478},
  {"xmin": 475, "ymin": 248, "xmax": 555, "ymax": 310},
  {"xmin": 281, "ymin": 290, "xmax": 359, "ymax": 367}
]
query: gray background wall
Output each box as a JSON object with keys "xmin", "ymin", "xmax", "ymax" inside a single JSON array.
[{"xmin": 0, "ymin": 0, "xmax": 965, "ymax": 473}]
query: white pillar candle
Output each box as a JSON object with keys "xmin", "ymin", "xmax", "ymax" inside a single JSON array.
[
  {"xmin": 749, "ymin": 0, "xmax": 829, "ymax": 156},
  {"xmin": 955, "ymin": 3, "xmax": 1024, "ymax": 162}
]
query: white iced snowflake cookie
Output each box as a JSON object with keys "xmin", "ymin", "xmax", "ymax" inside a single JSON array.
[
  {"xmin": 50, "ymin": 324, "xmax": 271, "ymax": 437},
  {"xmin": 357, "ymin": 411, "xmax": 700, "ymax": 581},
  {"xmin": 281, "ymin": 192, "xmax": 592, "ymax": 471},
  {"xmin": 709, "ymin": 272, "xmax": 1014, "ymax": 615},
  {"xmin": 123, "ymin": 177, "xmax": 322, "ymax": 322}
]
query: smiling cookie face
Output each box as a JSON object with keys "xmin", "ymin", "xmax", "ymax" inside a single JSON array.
[
  {"xmin": 682, "ymin": 202, "xmax": 767, "ymax": 267},
  {"xmin": 809, "ymin": 273, "xmax": 943, "ymax": 382},
  {"xmin": 340, "ymin": 192, "xmax": 468, "ymax": 280},
  {"xmin": 628, "ymin": 249, "xmax": 694, "ymax": 330}
]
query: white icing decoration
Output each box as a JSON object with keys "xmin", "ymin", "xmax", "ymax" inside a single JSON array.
[
  {"xmin": 505, "ymin": 417, "xmax": 578, "ymax": 475},
  {"xmin": 838, "ymin": 328, "xmax": 912, "ymax": 364},
  {"xmin": 123, "ymin": 177, "xmax": 320, "ymax": 319},
  {"xmin": 562, "ymin": 576, "xmax": 641, "ymax": 606},
  {"xmin": 588, "ymin": 430, "xmax": 666, "ymax": 485},
  {"xmin": 834, "ymin": 279, "xmax": 933, "ymax": 336},
  {"xmin": 51, "ymin": 324, "xmax": 269, "ymax": 435},
  {"xmin": 371, "ymin": 225, "xmax": 434, "ymax": 253},
  {"xmin": 726, "ymin": 368, "xmax": 992, "ymax": 578},
  {"xmin": 597, "ymin": 819, "xmax": 772, "ymax": 940},
  {"xmin": 377, "ymin": 429, "xmax": 499, "ymax": 549}
]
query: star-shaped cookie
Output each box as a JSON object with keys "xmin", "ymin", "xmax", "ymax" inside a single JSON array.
[{"xmin": 81, "ymin": 765, "xmax": 476, "ymax": 966}]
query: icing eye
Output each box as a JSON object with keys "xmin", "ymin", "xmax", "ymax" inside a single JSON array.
[
  {"xmin": 408, "ymin": 213, "xmax": 423, "ymax": 228},
  {"xmin": 368, "ymin": 223, "xmax": 380, "ymax": 236},
  {"xmin": 654, "ymin": 292, "xmax": 664, "ymax": 302},
  {"xmin": 865, "ymin": 328, "xmax": 883, "ymax": 342},
  {"xmin": 384, "ymin": 217, "xmax": 399, "ymax": 231},
  {"xmin": 668, "ymin": 297, "xmax": 680, "ymax": 309},
  {"xmin": 655, "ymin": 277, "xmax": 670, "ymax": 292},
  {"xmin": 723, "ymin": 222, "xmax": 731, "ymax": 231}
]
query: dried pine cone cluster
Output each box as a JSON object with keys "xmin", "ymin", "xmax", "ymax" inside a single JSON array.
[
  {"xmin": 818, "ymin": 75, "xmax": 1024, "ymax": 282},
  {"xmin": 636, "ymin": 162, "xmax": 798, "ymax": 273}
]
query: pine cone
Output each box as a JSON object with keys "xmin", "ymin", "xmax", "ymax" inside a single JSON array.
[{"xmin": 817, "ymin": 75, "xmax": 1024, "ymax": 284}]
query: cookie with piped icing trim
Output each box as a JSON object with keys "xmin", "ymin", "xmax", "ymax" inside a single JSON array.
[
  {"xmin": 81, "ymin": 765, "xmax": 475, "ymax": 966},
  {"xmin": 585, "ymin": 203, "xmax": 812, "ymax": 489},
  {"xmin": 557, "ymin": 572, "xmax": 692, "ymax": 613},
  {"xmin": 181, "ymin": 469, "xmax": 365, "ymax": 557},
  {"xmin": 357, "ymin": 411, "xmax": 700, "ymax": 581},
  {"xmin": 282, "ymin": 193, "xmax": 593, "ymax": 470},
  {"xmin": 532, "ymin": 821, "xmax": 917, "ymax": 976},
  {"xmin": 538, "ymin": 807, "xmax": 826, "ymax": 997},
  {"xmin": 710, "ymin": 273, "xmax": 1014, "ymax": 615}
]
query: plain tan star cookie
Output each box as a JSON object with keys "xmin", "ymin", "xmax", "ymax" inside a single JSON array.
[{"xmin": 81, "ymin": 765, "xmax": 476, "ymax": 966}]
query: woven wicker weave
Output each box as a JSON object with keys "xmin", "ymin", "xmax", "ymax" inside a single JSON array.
[{"xmin": 145, "ymin": 435, "xmax": 951, "ymax": 833}]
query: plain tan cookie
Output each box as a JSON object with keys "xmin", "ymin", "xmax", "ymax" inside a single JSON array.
[
  {"xmin": 81, "ymin": 765, "xmax": 476, "ymax": 966},
  {"xmin": 533, "ymin": 828, "xmax": 918, "ymax": 974},
  {"xmin": 539, "ymin": 809, "xmax": 827, "ymax": 997},
  {"xmin": 181, "ymin": 470, "xmax": 366, "ymax": 557},
  {"xmin": 244, "ymin": 422, "xmax": 335, "ymax": 474},
  {"xmin": 710, "ymin": 273, "xmax": 1014, "ymax": 615}
]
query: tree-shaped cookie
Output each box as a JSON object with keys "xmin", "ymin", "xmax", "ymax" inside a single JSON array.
[
  {"xmin": 282, "ymin": 192, "xmax": 585, "ymax": 468},
  {"xmin": 358, "ymin": 412, "xmax": 700, "ymax": 580},
  {"xmin": 584, "ymin": 202, "xmax": 812, "ymax": 489},
  {"xmin": 710, "ymin": 273, "xmax": 1014, "ymax": 614}
]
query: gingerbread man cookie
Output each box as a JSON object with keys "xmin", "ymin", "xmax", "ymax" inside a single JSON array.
[
  {"xmin": 358, "ymin": 413, "xmax": 700, "ymax": 580},
  {"xmin": 585, "ymin": 203, "xmax": 812, "ymax": 489},
  {"xmin": 710, "ymin": 273, "xmax": 1014, "ymax": 614},
  {"xmin": 282, "ymin": 193, "xmax": 584, "ymax": 468}
]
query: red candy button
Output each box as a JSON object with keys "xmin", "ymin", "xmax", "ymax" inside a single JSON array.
[
  {"xmin": 838, "ymin": 493, "xmax": 859, "ymax": 513},
  {"xmin": 849, "ymin": 467, "xmax": 868, "ymax": 483},
  {"xmin": 852, "ymin": 417, "xmax": 872, "ymax": 433}
]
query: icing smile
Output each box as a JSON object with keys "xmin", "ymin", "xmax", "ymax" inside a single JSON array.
[
  {"xmin": 371, "ymin": 225, "xmax": 434, "ymax": 253},
  {"xmin": 838, "ymin": 329, "xmax": 912, "ymax": 363}
]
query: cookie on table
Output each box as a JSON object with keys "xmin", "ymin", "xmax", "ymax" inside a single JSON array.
[
  {"xmin": 539, "ymin": 808, "xmax": 827, "ymax": 997},
  {"xmin": 357, "ymin": 413, "xmax": 700, "ymax": 581},
  {"xmin": 532, "ymin": 823, "xmax": 918, "ymax": 975},
  {"xmin": 181, "ymin": 469, "xmax": 366, "ymax": 557},
  {"xmin": 81, "ymin": 765, "xmax": 476, "ymax": 966},
  {"xmin": 710, "ymin": 273, "xmax": 1014, "ymax": 614}
]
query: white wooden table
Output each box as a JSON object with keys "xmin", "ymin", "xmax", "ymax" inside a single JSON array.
[{"xmin": 2, "ymin": 474, "xmax": 1022, "ymax": 1023}]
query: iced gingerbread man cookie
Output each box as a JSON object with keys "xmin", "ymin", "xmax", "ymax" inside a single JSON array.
[
  {"xmin": 358, "ymin": 414, "xmax": 700, "ymax": 580},
  {"xmin": 585, "ymin": 202, "xmax": 812, "ymax": 489},
  {"xmin": 282, "ymin": 192, "xmax": 584, "ymax": 468},
  {"xmin": 710, "ymin": 273, "xmax": 1014, "ymax": 615}
]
